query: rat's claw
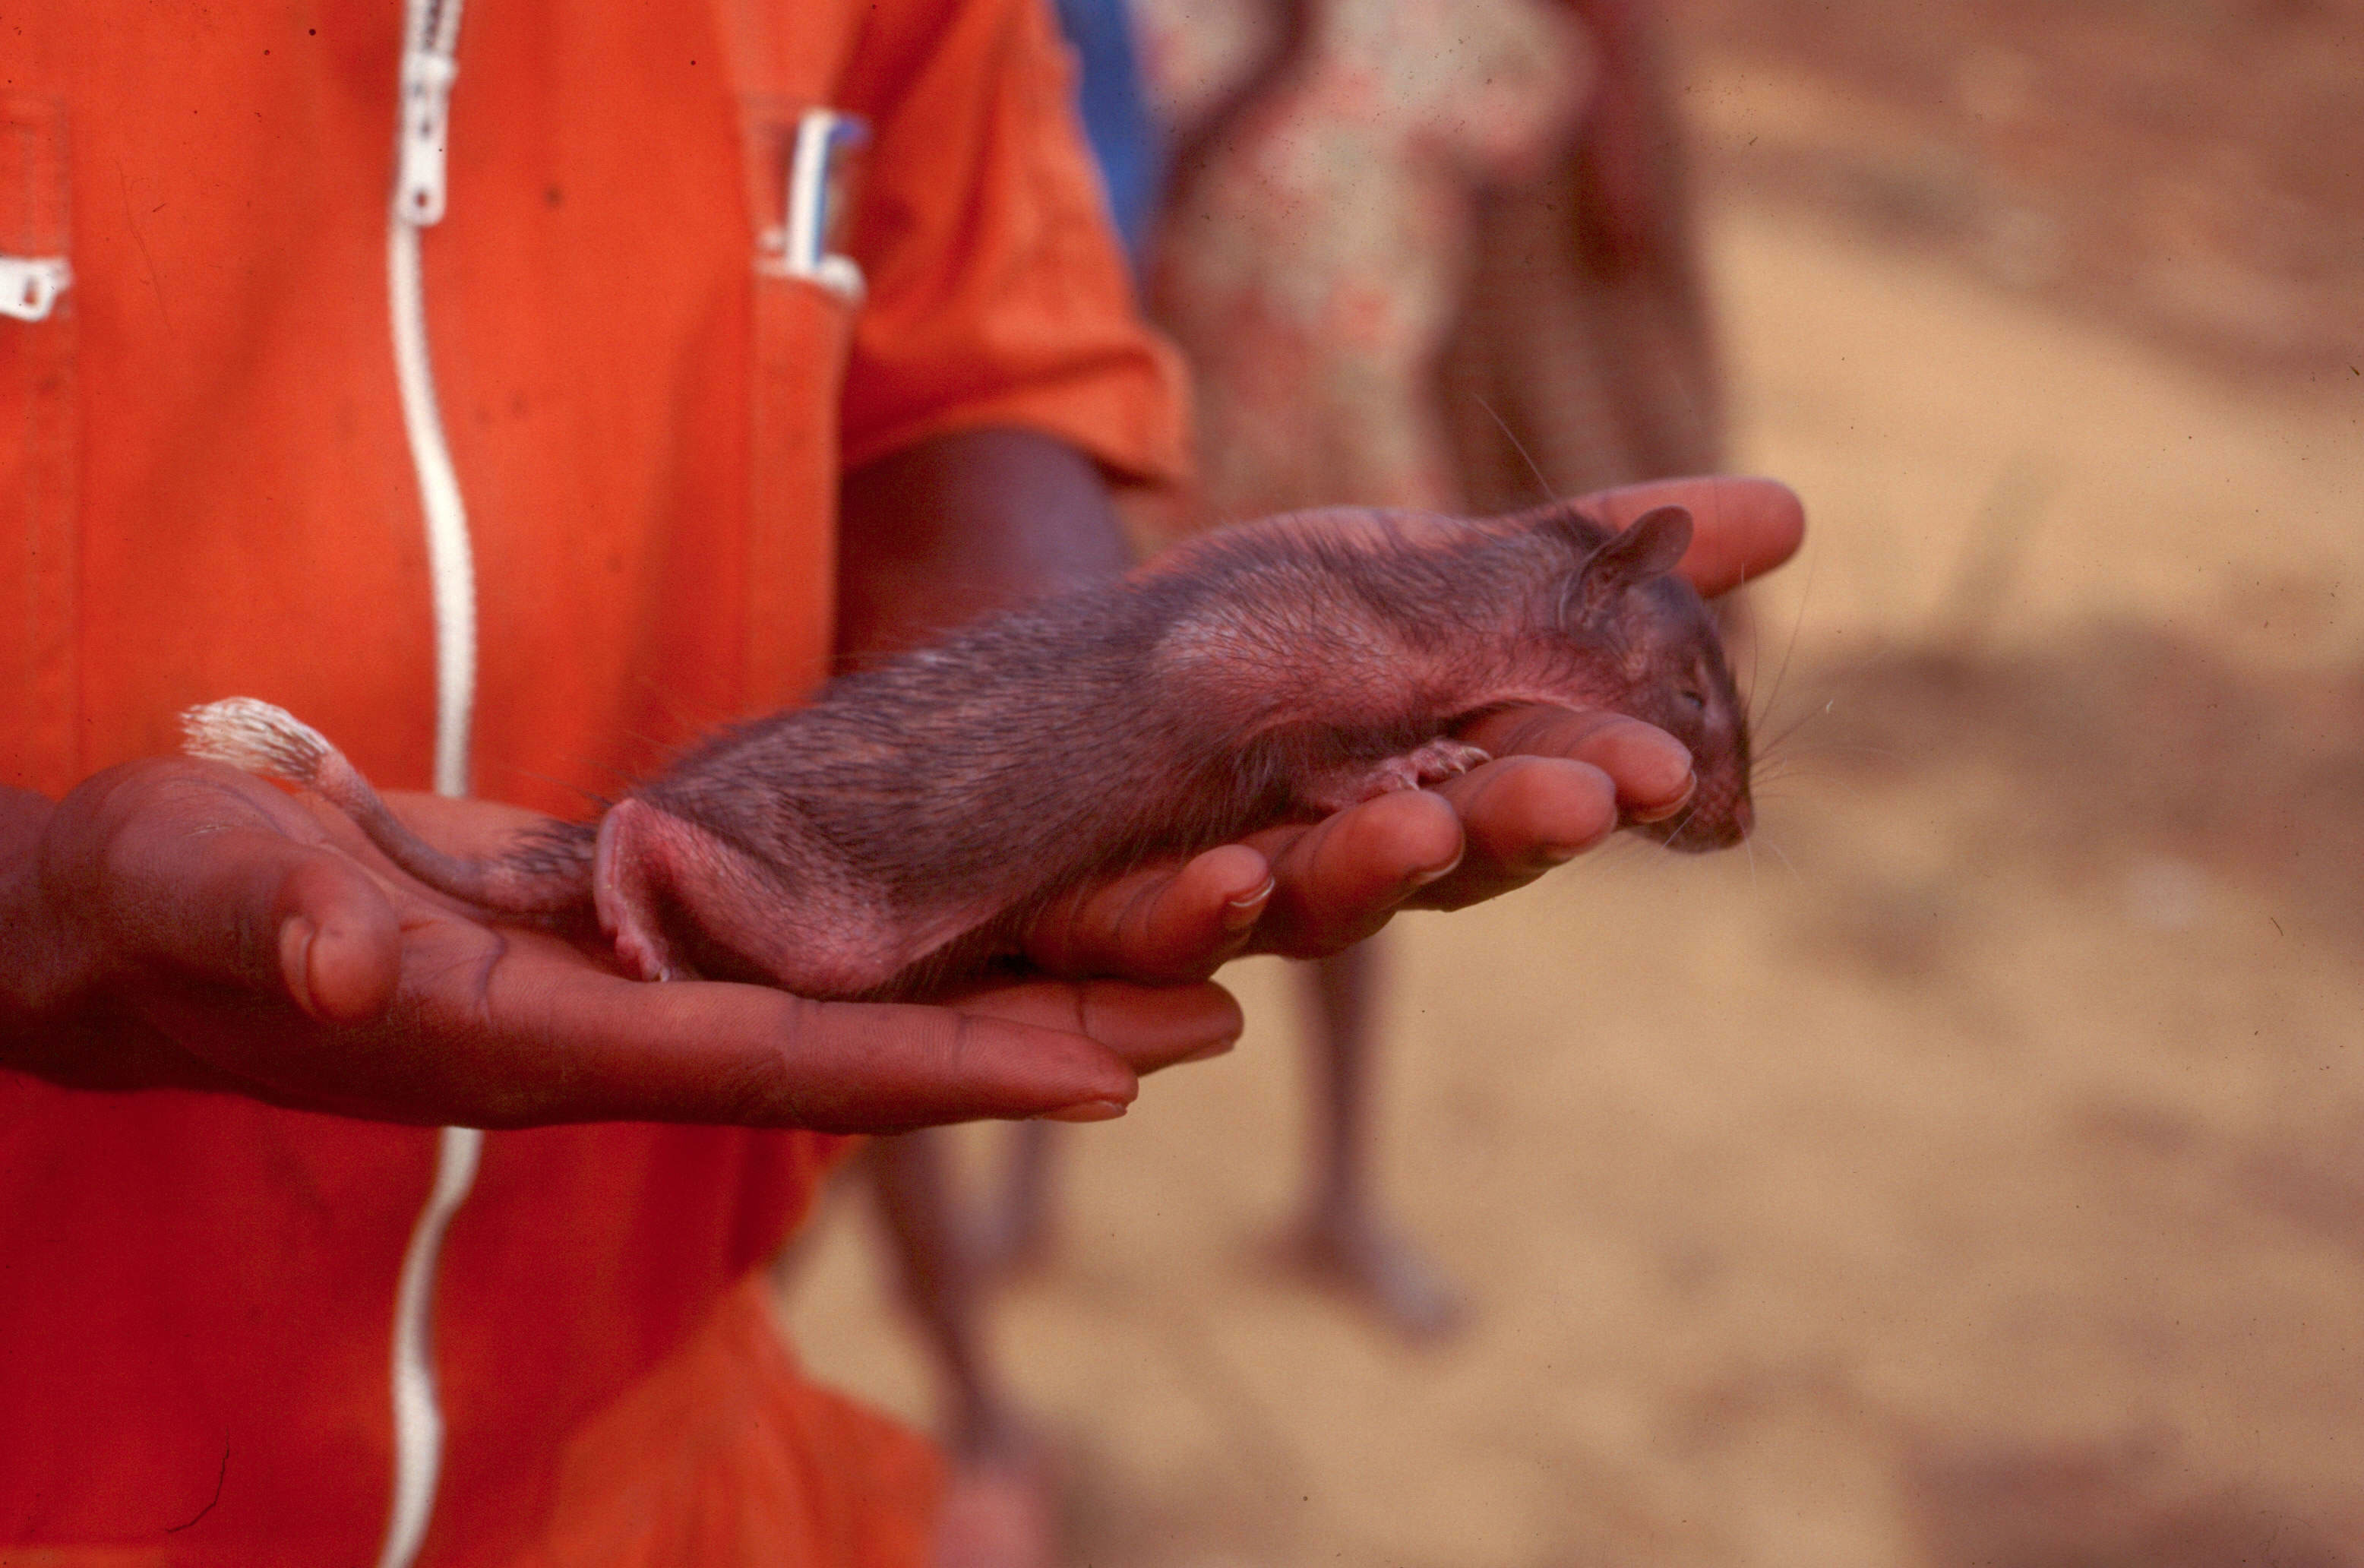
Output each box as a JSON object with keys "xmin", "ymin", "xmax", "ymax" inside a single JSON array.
[
  {"xmin": 1297, "ymin": 739, "xmax": 1498, "ymax": 814},
  {"xmin": 1407, "ymin": 738, "xmax": 1491, "ymax": 784}
]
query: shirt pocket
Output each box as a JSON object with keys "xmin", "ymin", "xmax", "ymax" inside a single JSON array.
[
  {"xmin": 0, "ymin": 93, "xmax": 78, "ymax": 794},
  {"xmin": 733, "ymin": 100, "xmax": 867, "ymax": 709}
]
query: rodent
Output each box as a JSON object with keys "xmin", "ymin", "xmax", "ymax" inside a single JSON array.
[{"xmin": 183, "ymin": 500, "xmax": 1750, "ymax": 1000}]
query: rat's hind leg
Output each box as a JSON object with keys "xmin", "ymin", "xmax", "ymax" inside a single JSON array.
[
  {"xmin": 1295, "ymin": 737, "xmax": 1493, "ymax": 815},
  {"xmin": 593, "ymin": 798, "xmax": 912, "ymax": 996}
]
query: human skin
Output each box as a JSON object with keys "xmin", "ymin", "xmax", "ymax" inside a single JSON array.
[{"xmin": 0, "ymin": 441, "xmax": 1801, "ymax": 1133}]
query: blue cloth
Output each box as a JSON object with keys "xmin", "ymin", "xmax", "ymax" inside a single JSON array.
[{"xmin": 1051, "ymin": 0, "xmax": 1163, "ymax": 270}]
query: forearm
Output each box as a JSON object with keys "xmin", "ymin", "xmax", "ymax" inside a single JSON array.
[
  {"xmin": 0, "ymin": 784, "xmax": 55, "ymax": 883},
  {"xmin": 0, "ymin": 785, "xmax": 76, "ymax": 1054},
  {"xmin": 835, "ymin": 427, "xmax": 1132, "ymax": 659}
]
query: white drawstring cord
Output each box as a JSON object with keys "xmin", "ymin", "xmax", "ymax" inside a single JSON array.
[
  {"xmin": 378, "ymin": 2, "xmax": 484, "ymax": 1566},
  {"xmin": 390, "ymin": 0, "xmax": 476, "ymax": 798},
  {"xmin": 387, "ymin": 220, "xmax": 477, "ymax": 800},
  {"xmin": 375, "ymin": 1125, "xmax": 484, "ymax": 1568}
]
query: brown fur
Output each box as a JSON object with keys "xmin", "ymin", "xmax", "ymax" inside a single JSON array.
[{"xmin": 192, "ymin": 501, "xmax": 1749, "ymax": 999}]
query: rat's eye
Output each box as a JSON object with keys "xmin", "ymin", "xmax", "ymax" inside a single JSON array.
[{"xmin": 1679, "ymin": 689, "xmax": 1707, "ymax": 713}]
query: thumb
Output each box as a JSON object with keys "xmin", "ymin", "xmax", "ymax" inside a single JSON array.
[
  {"xmin": 134, "ymin": 827, "xmax": 403, "ymax": 1025},
  {"xmin": 74, "ymin": 767, "xmax": 406, "ymax": 1024},
  {"xmin": 252, "ymin": 846, "xmax": 406, "ymax": 1024}
]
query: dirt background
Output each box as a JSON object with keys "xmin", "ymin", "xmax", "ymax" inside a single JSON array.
[{"xmin": 779, "ymin": 5, "xmax": 2364, "ymax": 1563}]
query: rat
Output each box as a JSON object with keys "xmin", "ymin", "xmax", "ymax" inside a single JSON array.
[{"xmin": 182, "ymin": 499, "xmax": 1749, "ymax": 1000}]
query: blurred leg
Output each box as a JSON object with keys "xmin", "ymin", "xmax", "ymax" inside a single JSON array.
[
  {"xmin": 867, "ymin": 1133, "xmax": 1025, "ymax": 1456},
  {"xmin": 1288, "ymin": 938, "xmax": 1466, "ymax": 1339},
  {"xmin": 866, "ymin": 1133, "xmax": 1060, "ymax": 1568},
  {"xmin": 970, "ymin": 1120, "xmax": 1063, "ymax": 1279}
]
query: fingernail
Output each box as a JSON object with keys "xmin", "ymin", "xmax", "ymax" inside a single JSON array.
[
  {"xmin": 1221, "ymin": 878, "xmax": 1275, "ymax": 933},
  {"xmin": 1039, "ymin": 1099, "xmax": 1128, "ymax": 1123},
  {"xmin": 278, "ymin": 915, "xmax": 318, "ymax": 1015},
  {"xmin": 1630, "ymin": 776, "xmax": 1697, "ymax": 824},
  {"xmin": 1402, "ymin": 854, "xmax": 1462, "ymax": 892},
  {"xmin": 1174, "ymin": 1038, "xmax": 1235, "ymax": 1066}
]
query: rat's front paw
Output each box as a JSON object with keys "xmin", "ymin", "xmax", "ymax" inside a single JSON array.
[
  {"xmin": 1402, "ymin": 737, "xmax": 1491, "ymax": 786},
  {"xmin": 1299, "ymin": 738, "xmax": 1494, "ymax": 814}
]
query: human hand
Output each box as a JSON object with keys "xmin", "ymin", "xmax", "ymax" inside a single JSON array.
[
  {"xmin": 1019, "ymin": 475, "xmax": 1804, "ymax": 975},
  {"xmin": 0, "ymin": 762, "xmax": 1238, "ymax": 1131}
]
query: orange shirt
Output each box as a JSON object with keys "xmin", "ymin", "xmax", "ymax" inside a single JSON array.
[{"xmin": 0, "ymin": 0, "xmax": 1184, "ymax": 1561}]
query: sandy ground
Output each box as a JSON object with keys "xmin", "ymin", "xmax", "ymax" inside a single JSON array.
[{"xmin": 775, "ymin": 175, "xmax": 2364, "ymax": 1568}]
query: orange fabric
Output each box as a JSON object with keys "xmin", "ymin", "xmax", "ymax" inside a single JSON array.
[
  {"xmin": 526, "ymin": 1275, "xmax": 943, "ymax": 1568},
  {"xmin": 0, "ymin": 0, "xmax": 1186, "ymax": 804},
  {"xmin": 0, "ymin": 0, "xmax": 1182, "ymax": 1561}
]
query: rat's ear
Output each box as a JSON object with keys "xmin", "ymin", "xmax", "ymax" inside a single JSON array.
[{"xmin": 1560, "ymin": 505, "xmax": 1693, "ymax": 625}]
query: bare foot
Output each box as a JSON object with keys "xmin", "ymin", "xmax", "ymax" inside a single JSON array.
[
  {"xmin": 1280, "ymin": 1206, "xmax": 1468, "ymax": 1342},
  {"xmin": 933, "ymin": 1424, "xmax": 1063, "ymax": 1568}
]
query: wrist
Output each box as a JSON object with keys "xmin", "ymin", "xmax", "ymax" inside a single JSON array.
[
  {"xmin": 836, "ymin": 428, "xmax": 1129, "ymax": 658},
  {"xmin": 0, "ymin": 786, "xmax": 93, "ymax": 1051}
]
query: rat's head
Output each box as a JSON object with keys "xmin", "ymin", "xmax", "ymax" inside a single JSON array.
[{"xmin": 1542, "ymin": 504, "xmax": 1752, "ymax": 852}]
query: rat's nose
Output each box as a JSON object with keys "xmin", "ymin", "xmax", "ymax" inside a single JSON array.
[{"xmin": 1661, "ymin": 789, "xmax": 1750, "ymax": 852}]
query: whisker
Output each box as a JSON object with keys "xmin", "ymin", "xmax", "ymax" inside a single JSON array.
[
  {"xmin": 1756, "ymin": 696, "xmax": 1840, "ymax": 759},
  {"xmin": 1754, "ymin": 775, "xmax": 1866, "ymax": 805},
  {"xmin": 1775, "ymin": 741, "xmax": 1910, "ymax": 763},
  {"xmin": 1740, "ymin": 559, "xmax": 1762, "ymax": 718},
  {"xmin": 1471, "ymin": 394, "xmax": 1557, "ymax": 506},
  {"xmin": 1754, "ymin": 547, "xmax": 1819, "ymax": 732},
  {"xmin": 1753, "ymin": 640, "xmax": 1909, "ymax": 747},
  {"xmin": 1746, "ymin": 769, "xmax": 1850, "ymax": 796},
  {"xmin": 1752, "ymin": 737, "xmax": 1895, "ymax": 779}
]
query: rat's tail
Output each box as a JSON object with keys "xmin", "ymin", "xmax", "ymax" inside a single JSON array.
[{"xmin": 182, "ymin": 697, "xmax": 593, "ymax": 915}]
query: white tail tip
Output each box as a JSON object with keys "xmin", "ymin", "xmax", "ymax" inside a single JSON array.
[{"xmin": 181, "ymin": 697, "xmax": 335, "ymax": 784}]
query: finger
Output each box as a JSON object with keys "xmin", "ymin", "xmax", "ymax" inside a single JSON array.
[
  {"xmin": 412, "ymin": 955, "xmax": 1157, "ymax": 1133},
  {"xmin": 1409, "ymin": 754, "xmax": 1620, "ymax": 909},
  {"xmin": 955, "ymin": 978, "xmax": 1244, "ymax": 1076},
  {"xmin": 1245, "ymin": 786, "xmax": 1464, "ymax": 957},
  {"xmin": 1582, "ymin": 476, "xmax": 1805, "ymax": 596},
  {"xmin": 1022, "ymin": 842, "xmax": 1274, "ymax": 983},
  {"xmin": 1458, "ymin": 705, "xmax": 1695, "ymax": 823},
  {"xmin": 76, "ymin": 766, "xmax": 404, "ymax": 1025}
]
